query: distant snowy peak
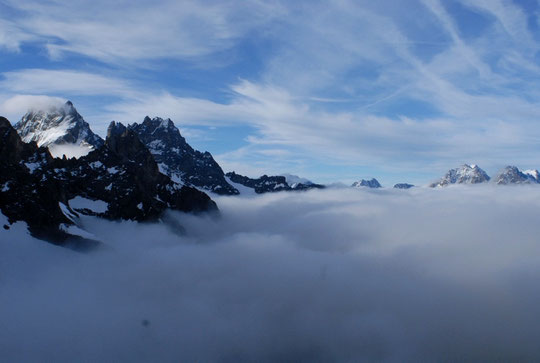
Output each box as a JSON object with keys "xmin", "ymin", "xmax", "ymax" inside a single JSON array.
[
  {"xmin": 394, "ymin": 183, "xmax": 414, "ymax": 189},
  {"xmin": 430, "ymin": 164, "xmax": 490, "ymax": 187},
  {"xmin": 494, "ymin": 166, "xmax": 540, "ymax": 185},
  {"xmin": 226, "ymin": 172, "xmax": 324, "ymax": 193},
  {"xmin": 14, "ymin": 100, "xmax": 103, "ymax": 158},
  {"xmin": 282, "ymin": 173, "xmax": 313, "ymax": 187},
  {"xmin": 279, "ymin": 173, "xmax": 326, "ymax": 190},
  {"xmin": 226, "ymin": 172, "xmax": 290, "ymax": 194},
  {"xmin": 524, "ymin": 169, "xmax": 540, "ymax": 182},
  {"xmin": 352, "ymin": 178, "xmax": 381, "ymax": 188},
  {"xmin": 129, "ymin": 116, "xmax": 239, "ymax": 195}
]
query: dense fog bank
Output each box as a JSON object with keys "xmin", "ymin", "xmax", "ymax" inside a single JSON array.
[{"xmin": 2, "ymin": 186, "xmax": 540, "ymax": 362}]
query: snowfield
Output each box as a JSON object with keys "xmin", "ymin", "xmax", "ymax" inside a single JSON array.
[
  {"xmin": 69, "ymin": 196, "xmax": 108, "ymax": 214},
  {"xmin": 3, "ymin": 186, "xmax": 540, "ymax": 361}
]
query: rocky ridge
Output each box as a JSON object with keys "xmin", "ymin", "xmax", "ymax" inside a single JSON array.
[
  {"xmin": 128, "ymin": 116, "xmax": 238, "ymax": 195},
  {"xmin": 0, "ymin": 117, "xmax": 217, "ymax": 248},
  {"xmin": 226, "ymin": 171, "xmax": 324, "ymax": 193},
  {"xmin": 394, "ymin": 183, "xmax": 414, "ymax": 189}
]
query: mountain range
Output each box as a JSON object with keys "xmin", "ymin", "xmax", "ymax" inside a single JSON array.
[
  {"xmin": 1, "ymin": 115, "xmax": 216, "ymax": 249},
  {"xmin": 430, "ymin": 164, "xmax": 540, "ymax": 187},
  {"xmin": 0, "ymin": 101, "xmax": 327, "ymax": 246},
  {"xmin": 2, "ymin": 101, "xmax": 540, "ymax": 247}
]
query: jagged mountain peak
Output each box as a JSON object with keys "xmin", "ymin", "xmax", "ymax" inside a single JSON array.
[
  {"xmin": 138, "ymin": 117, "xmax": 185, "ymax": 141},
  {"xmin": 14, "ymin": 100, "xmax": 103, "ymax": 158},
  {"xmin": 494, "ymin": 165, "xmax": 540, "ymax": 185},
  {"xmin": 524, "ymin": 169, "xmax": 540, "ymax": 180},
  {"xmin": 352, "ymin": 178, "xmax": 381, "ymax": 188},
  {"xmin": 282, "ymin": 173, "xmax": 313, "ymax": 187},
  {"xmin": 430, "ymin": 164, "xmax": 490, "ymax": 187},
  {"xmin": 1, "ymin": 116, "xmax": 217, "ymax": 247},
  {"xmin": 142, "ymin": 116, "xmax": 175, "ymax": 131},
  {"xmin": 129, "ymin": 117, "xmax": 239, "ymax": 195},
  {"xmin": 105, "ymin": 121, "xmax": 154, "ymax": 168}
]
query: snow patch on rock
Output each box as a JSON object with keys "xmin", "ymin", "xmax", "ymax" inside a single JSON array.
[{"xmin": 69, "ymin": 196, "xmax": 108, "ymax": 214}]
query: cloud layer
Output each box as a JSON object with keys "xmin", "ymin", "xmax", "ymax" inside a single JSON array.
[{"xmin": 3, "ymin": 186, "xmax": 540, "ymax": 361}]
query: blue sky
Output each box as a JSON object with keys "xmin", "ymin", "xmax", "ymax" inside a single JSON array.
[{"xmin": 1, "ymin": 0, "xmax": 539, "ymax": 185}]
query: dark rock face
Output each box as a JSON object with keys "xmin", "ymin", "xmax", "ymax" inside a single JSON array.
[
  {"xmin": 129, "ymin": 117, "xmax": 238, "ymax": 195},
  {"xmin": 352, "ymin": 178, "xmax": 381, "ymax": 188},
  {"xmin": 394, "ymin": 183, "xmax": 414, "ymax": 189},
  {"xmin": 226, "ymin": 171, "xmax": 325, "ymax": 193},
  {"xmin": 0, "ymin": 117, "xmax": 217, "ymax": 247},
  {"xmin": 14, "ymin": 100, "xmax": 104, "ymax": 150},
  {"xmin": 493, "ymin": 166, "xmax": 539, "ymax": 185},
  {"xmin": 56, "ymin": 122, "xmax": 217, "ymax": 221}
]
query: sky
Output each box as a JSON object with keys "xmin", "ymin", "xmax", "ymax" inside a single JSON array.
[
  {"xmin": 4, "ymin": 186, "xmax": 540, "ymax": 361},
  {"xmin": 0, "ymin": 0, "xmax": 539, "ymax": 185}
]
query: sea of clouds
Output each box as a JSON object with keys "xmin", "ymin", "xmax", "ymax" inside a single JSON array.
[{"xmin": 2, "ymin": 186, "xmax": 540, "ymax": 362}]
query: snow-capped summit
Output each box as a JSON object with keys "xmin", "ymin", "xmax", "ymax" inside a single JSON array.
[
  {"xmin": 224, "ymin": 171, "xmax": 325, "ymax": 194},
  {"xmin": 281, "ymin": 173, "xmax": 313, "ymax": 187},
  {"xmin": 430, "ymin": 164, "xmax": 490, "ymax": 187},
  {"xmin": 128, "ymin": 116, "xmax": 239, "ymax": 195},
  {"xmin": 394, "ymin": 183, "xmax": 414, "ymax": 189},
  {"xmin": 524, "ymin": 169, "xmax": 540, "ymax": 182},
  {"xmin": 494, "ymin": 166, "xmax": 540, "ymax": 185},
  {"xmin": 14, "ymin": 100, "xmax": 104, "ymax": 158},
  {"xmin": 352, "ymin": 178, "xmax": 381, "ymax": 188}
]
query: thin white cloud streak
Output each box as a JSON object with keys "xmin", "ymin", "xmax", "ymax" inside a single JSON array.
[
  {"xmin": 114, "ymin": 1, "xmax": 540, "ymax": 173},
  {"xmin": 462, "ymin": 0, "xmax": 537, "ymax": 48},
  {"xmin": 4, "ymin": 187, "xmax": 540, "ymax": 361},
  {"xmin": 421, "ymin": 0, "xmax": 494, "ymax": 78},
  {"xmin": 2, "ymin": 65, "xmax": 540, "ymax": 178},
  {"xmin": 1, "ymin": 0, "xmax": 285, "ymax": 64},
  {"xmin": 0, "ymin": 18, "xmax": 36, "ymax": 51},
  {"xmin": 1, "ymin": 94, "xmax": 66, "ymax": 115},
  {"xmin": 0, "ymin": 69, "xmax": 136, "ymax": 97},
  {"xmin": 3, "ymin": 72, "xmax": 540, "ymax": 176}
]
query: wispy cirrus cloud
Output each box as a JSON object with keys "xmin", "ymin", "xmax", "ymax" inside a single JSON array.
[
  {"xmin": 0, "ymin": 18, "xmax": 35, "ymax": 52},
  {"xmin": 0, "ymin": 69, "xmax": 135, "ymax": 96},
  {"xmin": 1, "ymin": 0, "xmax": 285, "ymax": 64},
  {"xmin": 2, "ymin": 67, "xmax": 540, "ymax": 183},
  {"xmin": 1, "ymin": 0, "xmax": 539, "ymax": 183}
]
